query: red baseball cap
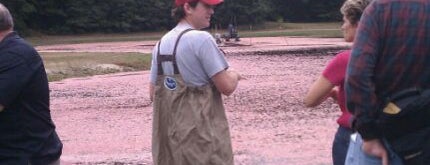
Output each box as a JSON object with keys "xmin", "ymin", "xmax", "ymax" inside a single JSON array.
[{"xmin": 175, "ymin": 0, "xmax": 223, "ymax": 7}]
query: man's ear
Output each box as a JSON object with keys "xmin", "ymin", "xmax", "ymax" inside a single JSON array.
[{"xmin": 183, "ymin": 3, "xmax": 193, "ymax": 14}]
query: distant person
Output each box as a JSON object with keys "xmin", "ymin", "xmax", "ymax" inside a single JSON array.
[
  {"xmin": 304, "ymin": 0, "xmax": 370, "ymax": 164},
  {"xmin": 226, "ymin": 23, "xmax": 239, "ymax": 41},
  {"xmin": 0, "ymin": 3, "xmax": 63, "ymax": 165},
  {"xmin": 345, "ymin": 0, "xmax": 430, "ymax": 164},
  {"xmin": 148, "ymin": 0, "xmax": 241, "ymax": 164},
  {"xmin": 228, "ymin": 23, "xmax": 235, "ymax": 37}
]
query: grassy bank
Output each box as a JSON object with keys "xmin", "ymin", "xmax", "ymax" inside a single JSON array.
[
  {"xmin": 28, "ymin": 32, "xmax": 164, "ymax": 46},
  {"xmin": 234, "ymin": 22, "xmax": 342, "ymax": 38},
  {"xmin": 41, "ymin": 52, "xmax": 151, "ymax": 82},
  {"xmin": 34, "ymin": 22, "xmax": 342, "ymax": 82},
  {"xmin": 28, "ymin": 22, "xmax": 342, "ymax": 46}
]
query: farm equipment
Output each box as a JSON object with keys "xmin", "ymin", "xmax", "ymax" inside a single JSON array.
[
  {"xmin": 214, "ymin": 16, "xmax": 240, "ymax": 44},
  {"xmin": 223, "ymin": 23, "xmax": 240, "ymax": 42}
]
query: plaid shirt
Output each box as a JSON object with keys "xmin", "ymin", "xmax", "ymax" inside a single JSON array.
[{"xmin": 346, "ymin": 0, "xmax": 430, "ymax": 140}]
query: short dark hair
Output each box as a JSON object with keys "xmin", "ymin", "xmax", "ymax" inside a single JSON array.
[
  {"xmin": 0, "ymin": 3, "xmax": 13, "ymax": 32},
  {"xmin": 171, "ymin": 1, "xmax": 198, "ymax": 22}
]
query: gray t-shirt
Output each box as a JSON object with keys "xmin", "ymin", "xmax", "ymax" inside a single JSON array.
[{"xmin": 149, "ymin": 22, "xmax": 229, "ymax": 87}]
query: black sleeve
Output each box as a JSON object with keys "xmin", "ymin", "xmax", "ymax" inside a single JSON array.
[{"xmin": 0, "ymin": 52, "xmax": 33, "ymax": 107}]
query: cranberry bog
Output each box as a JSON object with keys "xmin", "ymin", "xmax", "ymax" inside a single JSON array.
[{"xmin": 41, "ymin": 37, "xmax": 351, "ymax": 165}]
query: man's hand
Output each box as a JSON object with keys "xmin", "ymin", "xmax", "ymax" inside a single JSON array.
[
  {"xmin": 0, "ymin": 104, "xmax": 3, "ymax": 112},
  {"xmin": 362, "ymin": 139, "xmax": 388, "ymax": 165}
]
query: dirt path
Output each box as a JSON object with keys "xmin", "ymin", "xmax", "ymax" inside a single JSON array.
[{"xmin": 47, "ymin": 37, "xmax": 350, "ymax": 165}]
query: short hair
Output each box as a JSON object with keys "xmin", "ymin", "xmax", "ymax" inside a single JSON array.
[
  {"xmin": 340, "ymin": 0, "xmax": 371, "ymax": 25},
  {"xmin": 171, "ymin": 1, "xmax": 198, "ymax": 23},
  {"xmin": 0, "ymin": 3, "xmax": 13, "ymax": 31}
]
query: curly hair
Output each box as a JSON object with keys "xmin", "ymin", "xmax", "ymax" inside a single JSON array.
[{"xmin": 340, "ymin": 0, "xmax": 372, "ymax": 25}]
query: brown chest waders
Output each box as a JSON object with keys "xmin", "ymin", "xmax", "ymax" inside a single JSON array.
[{"xmin": 152, "ymin": 29, "xmax": 234, "ymax": 165}]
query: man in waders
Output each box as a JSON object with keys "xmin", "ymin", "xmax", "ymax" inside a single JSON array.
[{"xmin": 148, "ymin": 0, "xmax": 242, "ymax": 164}]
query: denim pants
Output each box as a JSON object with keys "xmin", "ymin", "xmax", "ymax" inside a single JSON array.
[
  {"xmin": 345, "ymin": 133, "xmax": 403, "ymax": 165},
  {"xmin": 332, "ymin": 126, "xmax": 353, "ymax": 165}
]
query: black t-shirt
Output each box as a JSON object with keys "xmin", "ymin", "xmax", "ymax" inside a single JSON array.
[{"xmin": 0, "ymin": 32, "xmax": 62, "ymax": 164}]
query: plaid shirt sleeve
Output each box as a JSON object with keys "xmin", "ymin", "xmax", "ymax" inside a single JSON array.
[
  {"xmin": 345, "ymin": 1, "xmax": 383, "ymax": 140},
  {"xmin": 347, "ymin": 0, "xmax": 430, "ymax": 140}
]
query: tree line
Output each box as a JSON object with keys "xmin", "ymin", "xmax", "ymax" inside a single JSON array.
[{"xmin": 0, "ymin": 0, "xmax": 344, "ymax": 36}]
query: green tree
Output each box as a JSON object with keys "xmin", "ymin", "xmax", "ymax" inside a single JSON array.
[
  {"xmin": 214, "ymin": 0, "xmax": 273, "ymax": 27},
  {"xmin": 0, "ymin": 0, "xmax": 37, "ymax": 35},
  {"xmin": 271, "ymin": 0, "xmax": 343, "ymax": 22},
  {"xmin": 32, "ymin": 0, "xmax": 68, "ymax": 33},
  {"xmin": 134, "ymin": 0, "xmax": 173, "ymax": 31},
  {"xmin": 0, "ymin": 0, "xmax": 344, "ymax": 35}
]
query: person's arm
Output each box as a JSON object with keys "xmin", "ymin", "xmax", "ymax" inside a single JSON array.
[
  {"xmin": 0, "ymin": 50, "xmax": 34, "ymax": 110},
  {"xmin": 0, "ymin": 105, "xmax": 3, "ymax": 112},
  {"xmin": 362, "ymin": 139, "xmax": 389, "ymax": 165},
  {"xmin": 212, "ymin": 69, "xmax": 241, "ymax": 96},
  {"xmin": 305, "ymin": 50, "xmax": 348, "ymax": 107},
  {"xmin": 196, "ymin": 32, "xmax": 241, "ymax": 96},
  {"xmin": 148, "ymin": 42, "xmax": 159, "ymax": 102},
  {"xmin": 304, "ymin": 76, "xmax": 336, "ymax": 107},
  {"xmin": 345, "ymin": 2, "xmax": 388, "ymax": 164},
  {"xmin": 330, "ymin": 87, "xmax": 339, "ymax": 102},
  {"xmin": 345, "ymin": 0, "xmax": 381, "ymax": 140},
  {"xmin": 149, "ymin": 83, "xmax": 155, "ymax": 102}
]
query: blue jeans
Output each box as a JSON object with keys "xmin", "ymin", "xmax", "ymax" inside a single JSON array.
[
  {"xmin": 332, "ymin": 126, "xmax": 353, "ymax": 165},
  {"xmin": 345, "ymin": 133, "xmax": 404, "ymax": 165}
]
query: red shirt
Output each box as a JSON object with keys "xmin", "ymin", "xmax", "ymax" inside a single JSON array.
[{"xmin": 323, "ymin": 50, "xmax": 352, "ymax": 129}]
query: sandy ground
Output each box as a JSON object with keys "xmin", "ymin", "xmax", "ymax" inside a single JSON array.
[{"xmin": 43, "ymin": 37, "xmax": 351, "ymax": 165}]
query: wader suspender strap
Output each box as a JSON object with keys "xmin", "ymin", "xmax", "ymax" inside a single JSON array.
[{"xmin": 157, "ymin": 29, "xmax": 194, "ymax": 75}]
